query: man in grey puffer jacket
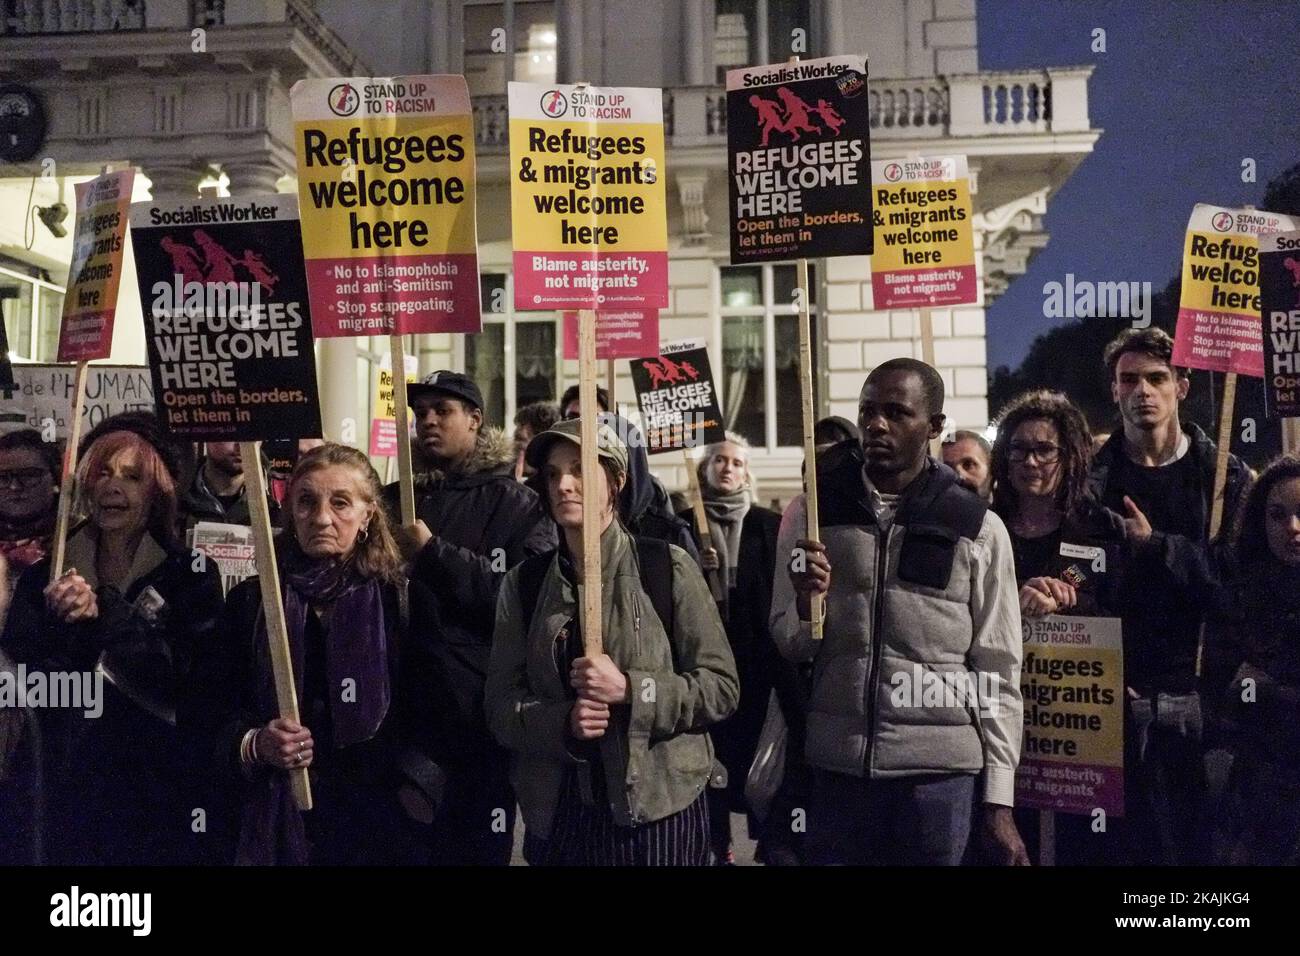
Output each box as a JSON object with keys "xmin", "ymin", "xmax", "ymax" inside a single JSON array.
[{"xmin": 772, "ymin": 358, "xmax": 1028, "ymax": 865}]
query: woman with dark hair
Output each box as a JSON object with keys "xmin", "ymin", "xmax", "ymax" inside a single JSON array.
[
  {"xmin": 199, "ymin": 443, "xmax": 438, "ymax": 865},
  {"xmin": 988, "ymin": 391, "xmax": 1124, "ymax": 866},
  {"xmin": 990, "ymin": 390, "xmax": 1123, "ymax": 619},
  {"xmin": 1209, "ymin": 455, "xmax": 1300, "ymax": 865},
  {"xmin": 1, "ymin": 412, "xmax": 223, "ymax": 864},
  {"xmin": 487, "ymin": 418, "xmax": 738, "ymax": 866}
]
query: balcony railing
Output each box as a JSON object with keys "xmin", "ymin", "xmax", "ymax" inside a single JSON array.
[
  {"xmin": 0, "ymin": 0, "xmax": 147, "ymax": 33},
  {"xmin": 471, "ymin": 66, "xmax": 1092, "ymax": 152}
]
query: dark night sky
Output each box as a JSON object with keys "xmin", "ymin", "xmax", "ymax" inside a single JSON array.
[{"xmin": 977, "ymin": 0, "xmax": 1300, "ymax": 371}]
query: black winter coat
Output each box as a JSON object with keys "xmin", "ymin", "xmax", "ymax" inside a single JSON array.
[
  {"xmin": 382, "ymin": 428, "xmax": 556, "ymax": 766},
  {"xmin": 0, "ymin": 527, "xmax": 223, "ymax": 865}
]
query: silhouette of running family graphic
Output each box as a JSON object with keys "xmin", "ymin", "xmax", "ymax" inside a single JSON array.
[
  {"xmin": 159, "ymin": 229, "xmax": 281, "ymax": 295},
  {"xmin": 748, "ymin": 87, "xmax": 847, "ymax": 146}
]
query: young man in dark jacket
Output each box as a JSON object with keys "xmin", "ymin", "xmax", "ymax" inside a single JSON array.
[
  {"xmin": 385, "ymin": 370, "xmax": 556, "ymax": 865},
  {"xmin": 1087, "ymin": 327, "xmax": 1250, "ymax": 865}
]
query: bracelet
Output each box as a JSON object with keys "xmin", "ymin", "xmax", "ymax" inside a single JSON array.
[{"xmin": 240, "ymin": 728, "xmax": 260, "ymax": 767}]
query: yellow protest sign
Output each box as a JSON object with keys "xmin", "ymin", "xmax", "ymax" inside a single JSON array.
[
  {"xmin": 58, "ymin": 169, "xmax": 135, "ymax": 361},
  {"xmin": 291, "ymin": 76, "xmax": 481, "ymax": 336},
  {"xmin": 508, "ymin": 82, "xmax": 668, "ymax": 311},
  {"xmin": 1172, "ymin": 204, "xmax": 1299, "ymax": 376},
  {"xmin": 869, "ymin": 155, "xmax": 976, "ymax": 309},
  {"xmin": 1016, "ymin": 615, "xmax": 1124, "ymax": 816},
  {"xmin": 369, "ymin": 352, "xmax": 417, "ymax": 457}
]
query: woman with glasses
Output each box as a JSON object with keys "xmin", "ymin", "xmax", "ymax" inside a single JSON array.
[
  {"xmin": 988, "ymin": 390, "xmax": 1125, "ymax": 865},
  {"xmin": 990, "ymin": 390, "xmax": 1124, "ymax": 619},
  {"xmin": 0, "ymin": 424, "xmax": 61, "ymax": 586}
]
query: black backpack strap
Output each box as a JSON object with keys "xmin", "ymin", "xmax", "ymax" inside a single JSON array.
[
  {"xmin": 516, "ymin": 549, "xmax": 557, "ymax": 638},
  {"xmin": 634, "ymin": 536, "xmax": 675, "ymax": 660}
]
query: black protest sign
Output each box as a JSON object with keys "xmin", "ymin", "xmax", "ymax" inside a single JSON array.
[
  {"xmin": 630, "ymin": 342, "xmax": 724, "ymax": 455},
  {"xmin": 1260, "ymin": 231, "xmax": 1300, "ymax": 419},
  {"xmin": 726, "ymin": 55, "xmax": 872, "ymax": 264},
  {"xmin": 130, "ymin": 195, "xmax": 322, "ymax": 442}
]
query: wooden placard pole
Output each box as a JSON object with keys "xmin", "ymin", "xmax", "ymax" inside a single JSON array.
[
  {"xmin": 48, "ymin": 360, "xmax": 90, "ymax": 583},
  {"xmin": 578, "ymin": 309, "xmax": 604, "ymax": 654},
  {"xmin": 919, "ymin": 308, "xmax": 942, "ymax": 459},
  {"xmin": 796, "ymin": 256, "xmax": 824, "ymax": 639},
  {"xmin": 241, "ymin": 439, "xmax": 312, "ymax": 810},
  {"xmin": 1208, "ymin": 371, "xmax": 1237, "ymax": 538},
  {"xmin": 683, "ymin": 449, "xmax": 724, "ymax": 599},
  {"xmin": 606, "ymin": 357, "xmax": 617, "ymax": 413},
  {"xmin": 1283, "ymin": 417, "xmax": 1300, "ymax": 456},
  {"xmin": 1038, "ymin": 809, "xmax": 1056, "ymax": 867},
  {"xmin": 389, "ymin": 334, "xmax": 417, "ymax": 529}
]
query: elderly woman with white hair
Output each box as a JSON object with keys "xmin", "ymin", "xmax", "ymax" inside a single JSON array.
[{"xmin": 679, "ymin": 433, "xmax": 800, "ymax": 864}]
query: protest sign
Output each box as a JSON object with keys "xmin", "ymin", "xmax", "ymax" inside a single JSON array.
[
  {"xmin": 58, "ymin": 169, "xmax": 135, "ymax": 362},
  {"xmin": 7, "ymin": 364, "xmax": 153, "ymax": 438},
  {"xmin": 369, "ymin": 351, "xmax": 418, "ymax": 457},
  {"xmin": 1172, "ymin": 204, "xmax": 1299, "ymax": 377},
  {"xmin": 1259, "ymin": 229, "xmax": 1300, "ymax": 420},
  {"xmin": 508, "ymin": 82, "xmax": 668, "ymax": 311},
  {"xmin": 630, "ymin": 339, "xmax": 724, "ymax": 455},
  {"xmin": 189, "ymin": 522, "xmax": 257, "ymax": 596},
  {"xmin": 870, "ymin": 155, "xmax": 976, "ymax": 309},
  {"xmin": 726, "ymin": 55, "xmax": 872, "ymax": 264},
  {"xmin": 291, "ymin": 75, "xmax": 481, "ymax": 337},
  {"xmin": 1016, "ymin": 615, "xmax": 1124, "ymax": 818},
  {"xmin": 561, "ymin": 309, "xmax": 657, "ymax": 360},
  {"xmin": 130, "ymin": 194, "xmax": 322, "ymax": 443}
]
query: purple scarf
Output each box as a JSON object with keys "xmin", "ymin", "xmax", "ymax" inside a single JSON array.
[{"xmin": 237, "ymin": 556, "xmax": 389, "ymax": 866}]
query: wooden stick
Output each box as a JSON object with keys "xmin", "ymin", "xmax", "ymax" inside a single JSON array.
[
  {"xmin": 919, "ymin": 308, "xmax": 942, "ymax": 458},
  {"xmin": 796, "ymin": 257, "xmax": 824, "ymax": 639},
  {"xmin": 606, "ymin": 357, "xmax": 617, "ymax": 414},
  {"xmin": 1283, "ymin": 417, "xmax": 1300, "ymax": 456},
  {"xmin": 389, "ymin": 334, "xmax": 417, "ymax": 529},
  {"xmin": 1208, "ymin": 372, "xmax": 1237, "ymax": 538},
  {"xmin": 1038, "ymin": 809, "xmax": 1056, "ymax": 867},
  {"xmin": 49, "ymin": 361, "xmax": 90, "ymax": 583},
  {"xmin": 683, "ymin": 449, "xmax": 723, "ymax": 599},
  {"xmin": 241, "ymin": 440, "xmax": 312, "ymax": 810},
  {"xmin": 578, "ymin": 309, "xmax": 603, "ymax": 655}
]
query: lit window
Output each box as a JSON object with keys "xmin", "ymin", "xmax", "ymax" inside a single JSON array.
[
  {"xmin": 464, "ymin": 1, "xmax": 557, "ymax": 97},
  {"xmin": 719, "ymin": 263, "xmax": 819, "ymax": 449}
]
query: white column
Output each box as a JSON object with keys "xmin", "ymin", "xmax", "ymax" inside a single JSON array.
[
  {"xmin": 682, "ymin": 0, "xmax": 708, "ymax": 85},
  {"xmin": 222, "ymin": 160, "xmax": 286, "ymax": 197},
  {"xmin": 142, "ymin": 162, "xmax": 203, "ymax": 203},
  {"xmin": 318, "ymin": 338, "xmax": 359, "ymax": 446},
  {"xmin": 559, "ymin": 0, "xmax": 586, "ymax": 82}
]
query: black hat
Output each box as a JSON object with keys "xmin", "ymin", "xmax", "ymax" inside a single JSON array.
[
  {"xmin": 407, "ymin": 370, "xmax": 484, "ymax": 413},
  {"xmin": 79, "ymin": 411, "xmax": 185, "ymax": 481}
]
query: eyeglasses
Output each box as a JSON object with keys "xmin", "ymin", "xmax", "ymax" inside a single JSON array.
[
  {"xmin": 1008, "ymin": 443, "xmax": 1061, "ymax": 464},
  {"xmin": 0, "ymin": 468, "xmax": 52, "ymax": 489}
]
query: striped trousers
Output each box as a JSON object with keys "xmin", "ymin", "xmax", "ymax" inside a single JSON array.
[{"xmin": 525, "ymin": 770, "xmax": 711, "ymax": 866}]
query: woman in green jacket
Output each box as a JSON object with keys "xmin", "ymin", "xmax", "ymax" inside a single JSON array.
[{"xmin": 486, "ymin": 418, "xmax": 739, "ymax": 865}]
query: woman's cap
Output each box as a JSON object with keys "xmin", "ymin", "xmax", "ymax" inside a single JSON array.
[
  {"xmin": 79, "ymin": 411, "xmax": 183, "ymax": 481},
  {"xmin": 525, "ymin": 417, "xmax": 629, "ymax": 475}
]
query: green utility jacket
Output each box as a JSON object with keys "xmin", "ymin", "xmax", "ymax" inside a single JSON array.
[{"xmin": 486, "ymin": 522, "xmax": 739, "ymax": 837}]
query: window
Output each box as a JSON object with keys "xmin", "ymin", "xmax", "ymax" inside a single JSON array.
[
  {"xmin": 193, "ymin": 1, "xmax": 225, "ymax": 27},
  {"xmin": 1, "ymin": 265, "xmax": 64, "ymax": 363},
  {"xmin": 465, "ymin": 274, "xmax": 557, "ymax": 427},
  {"xmin": 714, "ymin": 0, "xmax": 812, "ymax": 83},
  {"xmin": 720, "ymin": 263, "xmax": 819, "ymax": 449},
  {"xmin": 464, "ymin": 0, "xmax": 557, "ymax": 98}
]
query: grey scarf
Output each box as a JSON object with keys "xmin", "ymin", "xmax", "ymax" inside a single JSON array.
[{"xmin": 702, "ymin": 487, "xmax": 749, "ymax": 597}]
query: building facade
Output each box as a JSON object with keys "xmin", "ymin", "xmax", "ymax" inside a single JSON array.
[{"xmin": 1, "ymin": 0, "xmax": 1097, "ymax": 500}]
